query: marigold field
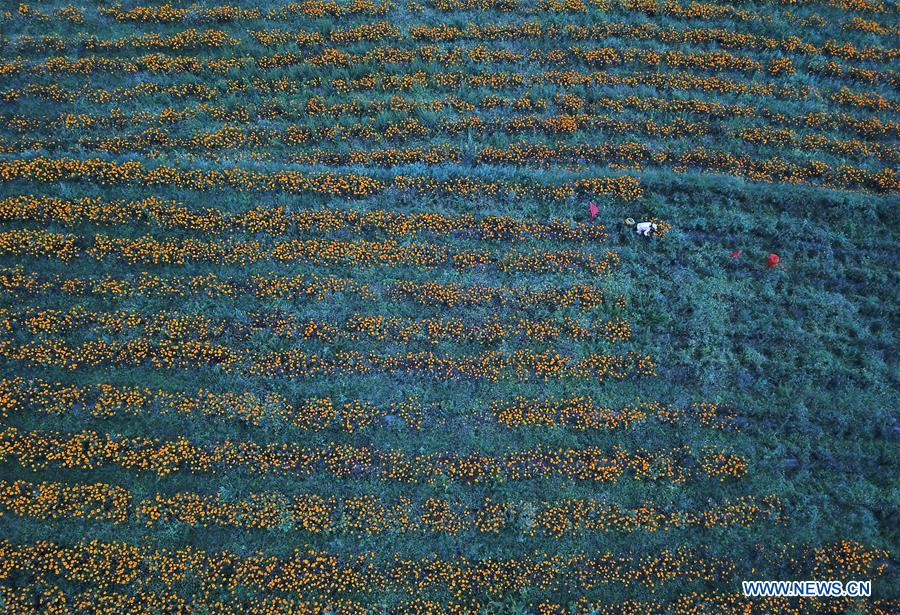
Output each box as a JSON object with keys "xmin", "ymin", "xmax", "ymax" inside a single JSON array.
[{"xmin": 0, "ymin": 0, "xmax": 897, "ymax": 612}]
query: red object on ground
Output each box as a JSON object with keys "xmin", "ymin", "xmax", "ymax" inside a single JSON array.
[
  {"xmin": 731, "ymin": 250, "xmax": 741, "ymax": 258},
  {"xmin": 766, "ymin": 253, "xmax": 780, "ymax": 268},
  {"xmin": 588, "ymin": 202, "xmax": 599, "ymax": 218}
]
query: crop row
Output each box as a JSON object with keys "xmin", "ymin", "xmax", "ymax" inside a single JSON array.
[
  {"xmin": 0, "ymin": 306, "xmax": 633, "ymax": 345},
  {"xmin": 12, "ymin": 0, "xmax": 897, "ymax": 24},
  {"xmin": 0, "ymin": 427, "xmax": 746, "ymax": 482},
  {"xmin": 0, "ymin": 337, "xmax": 655, "ymax": 382},
  {"xmin": 8, "ymin": 14, "xmax": 896, "ymax": 67},
  {"xmin": 1, "ymin": 584, "xmax": 371, "ymax": 615},
  {"xmin": 294, "ymin": 136, "xmax": 898, "ymax": 167},
  {"xmin": 1, "ymin": 584, "xmax": 895, "ymax": 615},
  {"xmin": 10, "ymin": 55, "xmax": 892, "ymax": 116},
  {"xmin": 0, "ymin": 378, "xmax": 733, "ymax": 432},
  {"xmin": 0, "ymin": 267, "xmax": 619, "ymax": 312},
  {"xmin": 13, "ymin": 45, "xmax": 895, "ymax": 90},
  {"xmin": 10, "ymin": 28, "xmax": 240, "ymax": 53},
  {"xmin": 10, "ymin": 110, "xmax": 897, "ymax": 169},
  {"xmin": 3, "ymin": 143, "xmax": 893, "ymax": 197},
  {"xmin": 8, "ymin": 67, "xmax": 890, "ymax": 116},
  {"xmin": 0, "ymin": 377, "xmax": 425, "ymax": 432},
  {"xmin": 33, "ymin": 115, "xmax": 708, "ymax": 152},
  {"xmin": 10, "ymin": 92, "xmax": 897, "ymax": 141},
  {"xmin": 0, "ymin": 538, "xmax": 887, "ymax": 600},
  {"xmin": 9, "ymin": 121, "xmax": 896, "ymax": 185},
  {"xmin": 0, "ymin": 479, "xmax": 783, "ymax": 536},
  {"xmin": 256, "ymin": 347, "xmax": 655, "ymax": 381},
  {"xmin": 0, "ymin": 229, "xmax": 623, "ymax": 276},
  {"xmin": 0, "ymin": 66, "xmax": 828, "ymax": 109},
  {"xmin": 400, "ymin": 20, "xmax": 897, "ymax": 63},
  {"xmin": 0, "ymin": 537, "xmax": 734, "ymax": 596},
  {"xmin": 475, "ymin": 143, "xmax": 898, "ymax": 192},
  {"xmin": 11, "ymin": 0, "xmax": 887, "ymax": 25},
  {"xmin": 536, "ymin": 592, "xmax": 898, "ymax": 615},
  {"xmin": 0, "ymin": 195, "xmax": 610, "ymax": 242},
  {"xmin": 6, "ymin": 583, "xmax": 324, "ymax": 615},
  {"xmin": 299, "ymin": 93, "xmax": 900, "ymax": 138},
  {"xmin": 328, "ymin": 69, "xmax": 891, "ymax": 113},
  {"xmin": 291, "ymin": 141, "xmax": 899, "ymax": 189},
  {"xmin": 0, "ymin": 156, "xmax": 645, "ymax": 201},
  {"xmin": 491, "ymin": 397, "xmax": 733, "ymax": 430}
]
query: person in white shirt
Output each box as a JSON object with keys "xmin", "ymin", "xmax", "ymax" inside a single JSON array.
[{"xmin": 635, "ymin": 221, "xmax": 658, "ymax": 236}]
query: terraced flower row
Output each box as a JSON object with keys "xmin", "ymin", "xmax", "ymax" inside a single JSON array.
[
  {"xmin": 0, "ymin": 267, "xmax": 620, "ymax": 312},
  {"xmin": 0, "ymin": 479, "xmax": 784, "ymax": 536},
  {"xmin": 1, "ymin": 378, "xmax": 733, "ymax": 432},
  {"xmin": 1, "ymin": 584, "xmax": 893, "ymax": 615},
  {"xmin": 11, "ymin": 0, "xmax": 897, "ymax": 23},
  {"xmin": 0, "ymin": 306, "xmax": 633, "ymax": 345},
  {"xmin": 536, "ymin": 592, "xmax": 898, "ymax": 615},
  {"xmin": 0, "ymin": 337, "xmax": 655, "ymax": 381},
  {"xmin": 8, "ymin": 15, "xmax": 897, "ymax": 66},
  {"xmin": 10, "ymin": 113, "xmax": 896, "ymax": 172},
  {"xmin": 0, "ymin": 195, "xmax": 610, "ymax": 242},
  {"xmin": 0, "ymin": 538, "xmax": 737, "ymax": 596},
  {"xmin": 13, "ymin": 45, "xmax": 894, "ymax": 91},
  {"xmin": 0, "ymin": 156, "xmax": 645, "ymax": 200},
  {"xmin": 10, "ymin": 92, "xmax": 894, "ymax": 140},
  {"xmin": 0, "ymin": 229, "xmax": 622, "ymax": 275},
  {"xmin": 0, "ymin": 427, "xmax": 746, "ymax": 482},
  {"xmin": 7, "ymin": 64, "xmax": 889, "ymax": 115},
  {"xmin": 8, "ymin": 69, "xmax": 892, "ymax": 119},
  {"xmin": 0, "ymin": 538, "xmax": 887, "ymax": 602}
]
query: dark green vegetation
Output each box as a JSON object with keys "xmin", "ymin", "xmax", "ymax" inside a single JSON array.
[{"xmin": 0, "ymin": 0, "xmax": 897, "ymax": 611}]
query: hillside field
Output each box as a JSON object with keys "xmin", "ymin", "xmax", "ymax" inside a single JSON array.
[{"xmin": 0, "ymin": 0, "xmax": 898, "ymax": 612}]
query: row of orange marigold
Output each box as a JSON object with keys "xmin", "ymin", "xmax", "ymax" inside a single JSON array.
[
  {"xmin": 0, "ymin": 478, "xmax": 783, "ymax": 536},
  {"xmin": 10, "ymin": 90, "xmax": 894, "ymax": 141},
  {"xmin": 0, "ymin": 229, "xmax": 623, "ymax": 275},
  {"xmin": 11, "ymin": 28, "xmax": 238, "ymax": 53},
  {"xmin": 403, "ymin": 20, "xmax": 896, "ymax": 63},
  {"xmin": 15, "ymin": 41, "xmax": 892, "ymax": 85},
  {"xmin": 0, "ymin": 306, "xmax": 632, "ymax": 344},
  {"xmin": 0, "ymin": 195, "xmax": 610, "ymax": 242},
  {"xmin": 1, "ymin": 584, "xmax": 896, "ymax": 615},
  {"xmin": 11, "ymin": 46, "xmax": 894, "ymax": 93},
  {"xmin": 0, "ymin": 427, "xmax": 745, "ymax": 481},
  {"xmin": 0, "ymin": 156, "xmax": 645, "ymax": 200},
  {"xmin": 0, "ymin": 538, "xmax": 886, "ymax": 598},
  {"xmin": 0, "ymin": 267, "xmax": 620, "ymax": 312},
  {"xmin": 9, "ymin": 112, "xmax": 896, "ymax": 170},
  {"xmin": 0, "ymin": 583, "xmax": 895, "ymax": 615},
  {"xmin": 7, "ymin": 66, "xmax": 888, "ymax": 116},
  {"xmin": 537, "ymin": 592, "xmax": 897, "ymax": 615},
  {"xmin": 8, "ymin": 122, "xmax": 895, "ymax": 184},
  {"xmin": 0, "ymin": 337, "xmax": 655, "ymax": 382},
  {"xmin": 2, "ymin": 378, "xmax": 735, "ymax": 432},
  {"xmin": 16, "ymin": 6, "xmax": 890, "ymax": 64},
  {"xmin": 0, "ymin": 537, "xmax": 737, "ymax": 595},
  {"xmin": 11, "ymin": 0, "xmax": 885, "ymax": 24},
  {"xmin": 326, "ymin": 69, "xmax": 892, "ymax": 115}
]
